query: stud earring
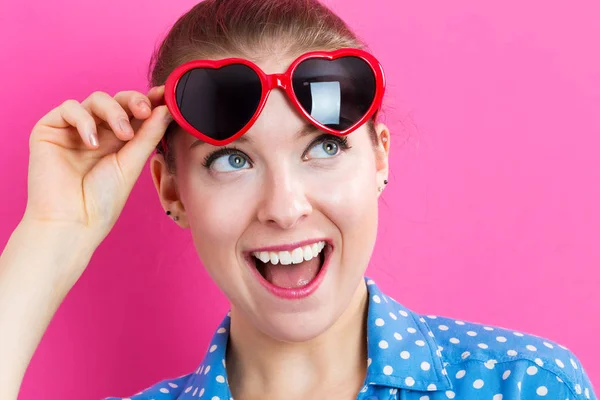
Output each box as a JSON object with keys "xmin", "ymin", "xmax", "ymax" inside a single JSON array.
[{"xmin": 166, "ymin": 211, "xmax": 179, "ymax": 222}]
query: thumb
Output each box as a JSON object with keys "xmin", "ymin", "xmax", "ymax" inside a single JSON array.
[{"xmin": 116, "ymin": 105, "xmax": 172, "ymax": 188}]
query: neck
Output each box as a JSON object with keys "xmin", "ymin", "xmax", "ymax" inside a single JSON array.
[{"xmin": 226, "ymin": 280, "xmax": 369, "ymax": 399}]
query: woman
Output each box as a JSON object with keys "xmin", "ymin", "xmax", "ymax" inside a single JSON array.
[{"xmin": 0, "ymin": 0, "xmax": 596, "ymax": 399}]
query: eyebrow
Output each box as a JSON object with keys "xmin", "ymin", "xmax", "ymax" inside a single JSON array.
[{"xmin": 189, "ymin": 124, "xmax": 322, "ymax": 149}]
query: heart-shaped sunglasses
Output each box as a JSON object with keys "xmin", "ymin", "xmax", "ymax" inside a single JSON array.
[{"xmin": 161, "ymin": 48, "xmax": 385, "ymax": 152}]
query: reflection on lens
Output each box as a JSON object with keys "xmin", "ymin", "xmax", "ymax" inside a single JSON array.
[{"xmin": 292, "ymin": 57, "xmax": 376, "ymax": 130}]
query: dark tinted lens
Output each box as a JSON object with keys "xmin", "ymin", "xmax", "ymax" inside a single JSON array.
[
  {"xmin": 176, "ymin": 64, "xmax": 262, "ymax": 141},
  {"xmin": 292, "ymin": 56, "xmax": 376, "ymax": 131}
]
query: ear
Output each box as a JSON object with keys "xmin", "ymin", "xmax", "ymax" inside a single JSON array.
[
  {"xmin": 150, "ymin": 153, "xmax": 189, "ymax": 228},
  {"xmin": 374, "ymin": 122, "xmax": 390, "ymax": 196}
]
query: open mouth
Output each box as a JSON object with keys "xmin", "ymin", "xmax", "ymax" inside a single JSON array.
[{"xmin": 246, "ymin": 240, "xmax": 331, "ymax": 298}]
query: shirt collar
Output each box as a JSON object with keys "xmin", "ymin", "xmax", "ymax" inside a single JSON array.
[
  {"xmin": 363, "ymin": 278, "xmax": 453, "ymax": 392},
  {"xmin": 183, "ymin": 278, "xmax": 452, "ymax": 398}
]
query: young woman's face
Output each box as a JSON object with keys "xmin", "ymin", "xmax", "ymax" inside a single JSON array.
[{"xmin": 152, "ymin": 53, "xmax": 390, "ymax": 342}]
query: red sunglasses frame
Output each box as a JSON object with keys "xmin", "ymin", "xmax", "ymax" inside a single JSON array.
[{"xmin": 161, "ymin": 48, "xmax": 385, "ymax": 152}]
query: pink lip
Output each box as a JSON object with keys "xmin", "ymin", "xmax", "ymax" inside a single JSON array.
[
  {"xmin": 245, "ymin": 242, "xmax": 333, "ymax": 300},
  {"xmin": 246, "ymin": 238, "xmax": 331, "ymax": 254}
]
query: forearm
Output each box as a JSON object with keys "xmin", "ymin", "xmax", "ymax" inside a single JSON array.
[{"xmin": 0, "ymin": 221, "xmax": 94, "ymax": 400}]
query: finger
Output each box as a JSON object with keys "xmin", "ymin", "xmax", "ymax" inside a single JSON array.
[
  {"xmin": 147, "ymin": 85, "xmax": 165, "ymax": 108},
  {"xmin": 37, "ymin": 99, "xmax": 99, "ymax": 148},
  {"xmin": 113, "ymin": 90, "xmax": 152, "ymax": 121},
  {"xmin": 81, "ymin": 91, "xmax": 134, "ymax": 141},
  {"xmin": 116, "ymin": 105, "xmax": 173, "ymax": 188}
]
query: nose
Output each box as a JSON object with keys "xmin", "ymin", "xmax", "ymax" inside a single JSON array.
[{"xmin": 257, "ymin": 169, "xmax": 313, "ymax": 229}]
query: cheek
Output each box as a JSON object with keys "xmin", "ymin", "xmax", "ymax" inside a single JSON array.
[{"xmin": 309, "ymin": 150, "xmax": 380, "ymax": 247}]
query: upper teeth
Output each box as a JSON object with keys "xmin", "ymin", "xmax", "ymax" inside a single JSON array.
[{"xmin": 252, "ymin": 241, "xmax": 326, "ymax": 265}]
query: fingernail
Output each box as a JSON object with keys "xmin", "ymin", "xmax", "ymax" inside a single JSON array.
[
  {"xmin": 164, "ymin": 110, "xmax": 173, "ymax": 124},
  {"xmin": 89, "ymin": 132, "xmax": 99, "ymax": 147},
  {"xmin": 138, "ymin": 100, "xmax": 151, "ymax": 113},
  {"xmin": 119, "ymin": 118, "xmax": 133, "ymax": 135}
]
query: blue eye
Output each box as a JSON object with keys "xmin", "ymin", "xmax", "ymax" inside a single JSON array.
[
  {"xmin": 211, "ymin": 153, "xmax": 250, "ymax": 172},
  {"xmin": 305, "ymin": 139, "xmax": 342, "ymax": 159}
]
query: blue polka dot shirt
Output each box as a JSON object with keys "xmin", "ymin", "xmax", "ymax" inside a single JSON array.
[{"xmin": 105, "ymin": 277, "xmax": 596, "ymax": 399}]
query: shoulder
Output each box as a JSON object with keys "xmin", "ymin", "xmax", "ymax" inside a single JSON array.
[{"xmin": 420, "ymin": 313, "xmax": 596, "ymax": 399}]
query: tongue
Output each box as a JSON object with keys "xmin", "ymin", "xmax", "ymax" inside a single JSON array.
[{"xmin": 263, "ymin": 256, "xmax": 321, "ymax": 288}]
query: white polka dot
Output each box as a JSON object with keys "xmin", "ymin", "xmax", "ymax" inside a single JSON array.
[
  {"xmin": 496, "ymin": 336, "xmax": 507, "ymax": 342},
  {"xmin": 467, "ymin": 331, "xmax": 478, "ymax": 336},
  {"xmin": 427, "ymin": 384, "xmax": 437, "ymax": 390},
  {"xmin": 513, "ymin": 331, "xmax": 524, "ymax": 336},
  {"xmin": 585, "ymin": 388, "xmax": 591, "ymax": 399},
  {"xmin": 372, "ymin": 295, "xmax": 381, "ymax": 303},
  {"xmin": 428, "ymin": 331, "xmax": 434, "ymax": 337},
  {"xmin": 407, "ymin": 327, "xmax": 417, "ymax": 334},
  {"xmin": 575, "ymin": 384, "xmax": 582, "ymax": 394},
  {"xmin": 168, "ymin": 383, "xmax": 178, "ymax": 388},
  {"xmin": 536, "ymin": 386, "xmax": 548, "ymax": 396},
  {"xmin": 216, "ymin": 375, "xmax": 225, "ymax": 383},
  {"xmin": 559, "ymin": 344, "xmax": 568, "ymax": 350},
  {"xmin": 450, "ymin": 337, "xmax": 460, "ymax": 344},
  {"xmin": 405, "ymin": 377, "xmax": 415, "ymax": 386},
  {"xmin": 211, "ymin": 397, "xmax": 220, "ymax": 400},
  {"xmin": 478, "ymin": 343, "xmax": 489, "ymax": 349},
  {"xmin": 436, "ymin": 349, "xmax": 442, "ymax": 357},
  {"xmin": 383, "ymin": 365, "xmax": 393, "ymax": 375},
  {"xmin": 518, "ymin": 382, "xmax": 522, "ymax": 391},
  {"xmin": 204, "ymin": 366, "xmax": 211, "ymax": 374},
  {"xmin": 217, "ymin": 327, "xmax": 227, "ymax": 334},
  {"xmin": 389, "ymin": 312, "xmax": 398, "ymax": 320},
  {"xmin": 159, "ymin": 388, "xmax": 169, "ymax": 394},
  {"xmin": 375, "ymin": 318, "xmax": 385, "ymax": 326},
  {"xmin": 571, "ymin": 358, "xmax": 579, "ymax": 369},
  {"xmin": 507, "ymin": 349, "xmax": 518, "ymax": 356},
  {"xmin": 493, "ymin": 395, "xmax": 503, "ymax": 400},
  {"xmin": 400, "ymin": 351, "xmax": 410, "ymax": 359},
  {"xmin": 394, "ymin": 332, "xmax": 403, "ymax": 340},
  {"xmin": 200, "ymin": 388, "xmax": 205, "ymax": 397},
  {"xmin": 360, "ymin": 386, "xmax": 368, "ymax": 393},
  {"xmin": 379, "ymin": 340, "xmax": 389, "ymax": 349},
  {"xmin": 556, "ymin": 376, "xmax": 563, "ymax": 383},
  {"xmin": 446, "ymin": 390, "xmax": 456, "ymax": 399},
  {"xmin": 415, "ymin": 340, "xmax": 425, "ymax": 347},
  {"xmin": 484, "ymin": 360, "xmax": 497, "ymax": 369},
  {"xmin": 438, "ymin": 325, "xmax": 449, "ymax": 331},
  {"xmin": 399, "ymin": 310, "xmax": 409, "ymax": 317},
  {"xmin": 502, "ymin": 370, "xmax": 511, "ymax": 380},
  {"xmin": 427, "ymin": 315, "xmax": 437, "ymax": 319},
  {"xmin": 390, "ymin": 388, "xmax": 398, "ymax": 395},
  {"xmin": 421, "ymin": 362, "xmax": 431, "ymax": 371},
  {"xmin": 420, "ymin": 396, "xmax": 430, "ymax": 400},
  {"xmin": 209, "ymin": 345, "xmax": 218, "ymax": 353},
  {"xmin": 455, "ymin": 320, "xmax": 465, "ymax": 325},
  {"xmin": 473, "ymin": 379, "xmax": 484, "ymax": 389},
  {"xmin": 367, "ymin": 358, "xmax": 372, "ymax": 366},
  {"xmin": 442, "ymin": 368, "xmax": 448, "ymax": 375},
  {"xmin": 367, "ymin": 279, "xmax": 375, "ymax": 285},
  {"xmin": 526, "ymin": 344, "xmax": 537, "ymax": 351},
  {"xmin": 534, "ymin": 358, "xmax": 544, "ymax": 367},
  {"xmin": 222, "ymin": 359, "xmax": 226, "ymax": 367},
  {"xmin": 461, "ymin": 351, "xmax": 471, "ymax": 359},
  {"xmin": 555, "ymin": 359, "xmax": 565, "ymax": 368},
  {"xmin": 484, "ymin": 326, "xmax": 494, "ymax": 331},
  {"xmin": 185, "ymin": 387, "xmax": 193, "ymax": 394},
  {"xmin": 526, "ymin": 366, "xmax": 538, "ymax": 375},
  {"xmin": 456, "ymin": 370, "xmax": 466, "ymax": 379},
  {"xmin": 543, "ymin": 341, "xmax": 554, "ymax": 349},
  {"xmin": 420, "ymin": 317, "xmax": 426, "ymax": 322}
]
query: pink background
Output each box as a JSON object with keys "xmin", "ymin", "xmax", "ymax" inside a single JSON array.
[{"xmin": 1, "ymin": 0, "xmax": 598, "ymax": 398}]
